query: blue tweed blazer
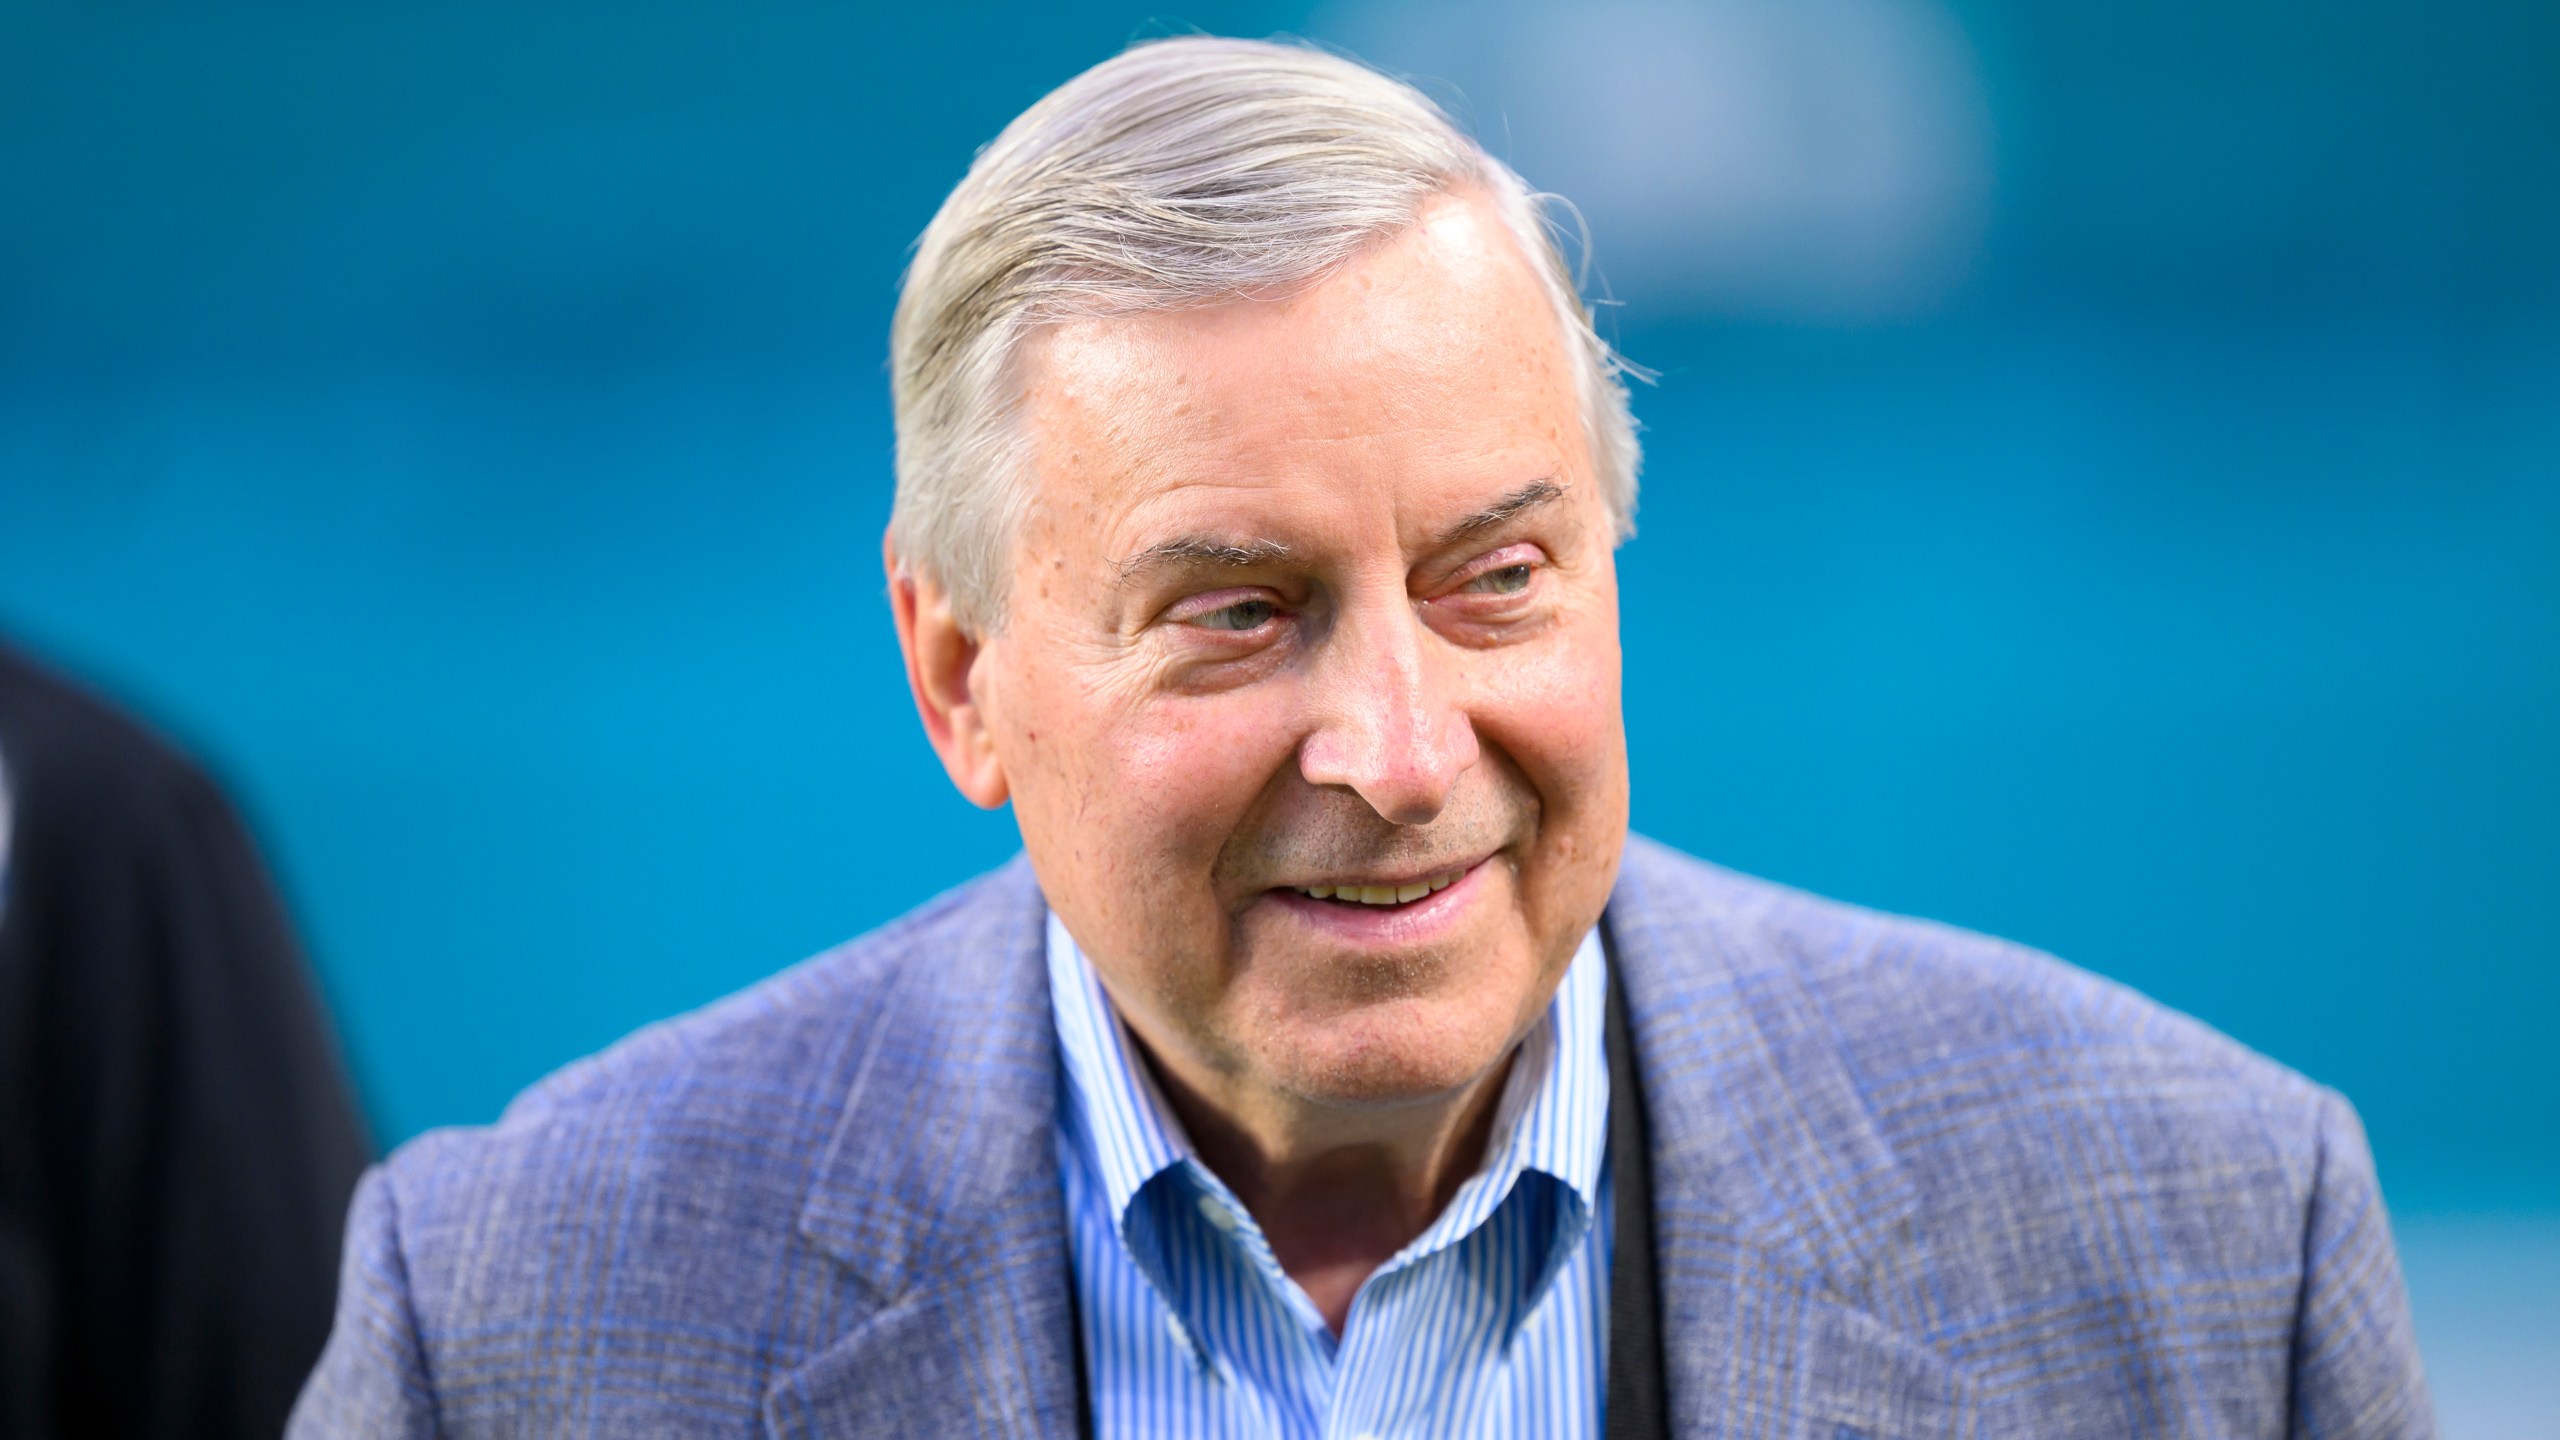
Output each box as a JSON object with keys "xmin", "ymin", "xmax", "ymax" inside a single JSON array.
[{"xmin": 292, "ymin": 837, "xmax": 2431, "ymax": 1437}]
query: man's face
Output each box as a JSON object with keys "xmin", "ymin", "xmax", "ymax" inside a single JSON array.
[{"xmin": 971, "ymin": 189, "xmax": 1628, "ymax": 1111}]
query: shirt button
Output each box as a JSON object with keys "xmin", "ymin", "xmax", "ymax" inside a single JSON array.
[{"xmin": 1195, "ymin": 1193, "xmax": 1241, "ymax": 1232}]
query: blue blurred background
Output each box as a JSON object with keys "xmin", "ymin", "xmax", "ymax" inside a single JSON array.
[{"xmin": 2, "ymin": 1, "xmax": 2553, "ymax": 1425}]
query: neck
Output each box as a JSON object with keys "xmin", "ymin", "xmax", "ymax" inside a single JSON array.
[{"xmin": 1136, "ymin": 1043, "xmax": 1519, "ymax": 1335}]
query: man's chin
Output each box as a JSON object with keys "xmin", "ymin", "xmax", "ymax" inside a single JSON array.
[{"xmin": 1248, "ymin": 1003, "xmax": 1524, "ymax": 1113}]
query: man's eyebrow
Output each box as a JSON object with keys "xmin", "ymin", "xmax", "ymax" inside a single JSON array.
[
  {"xmin": 1435, "ymin": 478, "xmax": 1566, "ymax": 547},
  {"xmin": 1110, "ymin": 480, "xmax": 1561, "ymax": 584},
  {"xmin": 1113, "ymin": 535, "xmax": 1295, "ymax": 585}
]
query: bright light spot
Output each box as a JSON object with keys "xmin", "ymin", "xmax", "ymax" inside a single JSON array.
[{"xmin": 1317, "ymin": 0, "xmax": 1994, "ymax": 320}]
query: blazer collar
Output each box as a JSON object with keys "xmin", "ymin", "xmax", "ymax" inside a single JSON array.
[
  {"xmin": 769, "ymin": 840, "xmax": 1961, "ymax": 1438},
  {"xmin": 1608, "ymin": 836, "xmax": 1971, "ymax": 1436},
  {"xmin": 780, "ymin": 841, "xmax": 1927, "ymax": 1301},
  {"xmin": 768, "ymin": 856, "xmax": 1083, "ymax": 1440},
  {"xmin": 793, "ymin": 856, "xmax": 1055, "ymax": 1292},
  {"xmin": 1607, "ymin": 836, "xmax": 1922, "ymax": 1301}
]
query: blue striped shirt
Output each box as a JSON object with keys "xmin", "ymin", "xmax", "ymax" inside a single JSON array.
[{"xmin": 1047, "ymin": 914, "xmax": 1613, "ymax": 1439}]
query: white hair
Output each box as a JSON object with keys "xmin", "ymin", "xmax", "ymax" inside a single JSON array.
[{"xmin": 889, "ymin": 35, "xmax": 1641, "ymax": 633}]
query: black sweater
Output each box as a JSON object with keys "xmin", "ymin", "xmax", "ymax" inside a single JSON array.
[{"xmin": 0, "ymin": 640, "xmax": 370, "ymax": 1439}]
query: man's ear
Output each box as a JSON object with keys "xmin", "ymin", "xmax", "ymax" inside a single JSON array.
[{"xmin": 885, "ymin": 534, "xmax": 1010, "ymax": 810}]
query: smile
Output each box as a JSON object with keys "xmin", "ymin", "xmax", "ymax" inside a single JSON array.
[{"xmin": 1287, "ymin": 868, "xmax": 1468, "ymax": 907}]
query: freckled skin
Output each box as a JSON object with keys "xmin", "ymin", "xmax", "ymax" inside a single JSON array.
[{"xmin": 892, "ymin": 188, "xmax": 1629, "ymax": 1325}]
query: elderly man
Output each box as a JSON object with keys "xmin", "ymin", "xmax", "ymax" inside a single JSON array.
[{"xmin": 295, "ymin": 37, "xmax": 2431, "ymax": 1439}]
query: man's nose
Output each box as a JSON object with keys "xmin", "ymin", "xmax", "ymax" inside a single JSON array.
[{"xmin": 1295, "ymin": 600, "xmax": 1480, "ymax": 826}]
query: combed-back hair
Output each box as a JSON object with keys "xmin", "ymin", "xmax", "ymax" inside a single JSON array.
[{"xmin": 889, "ymin": 35, "xmax": 1641, "ymax": 633}]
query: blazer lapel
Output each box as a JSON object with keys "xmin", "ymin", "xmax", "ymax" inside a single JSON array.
[
  {"xmin": 1608, "ymin": 839, "xmax": 1978, "ymax": 1440},
  {"xmin": 764, "ymin": 858, "xmax": 1083, "ymax": 1440}
]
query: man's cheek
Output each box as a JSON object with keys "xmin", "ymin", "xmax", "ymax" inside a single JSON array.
[
  {"xmin": 1491, "ymin": 655, "xmax": 1622, "ymax": 771},
  {"xmin": 1115, "ymin": 704, "xmax": 1297, "ymax": 845}
]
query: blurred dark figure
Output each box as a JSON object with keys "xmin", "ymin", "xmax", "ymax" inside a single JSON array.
[{"xmin": 0, "ymin": 641, "xmax": 370, "ymax": 1439}]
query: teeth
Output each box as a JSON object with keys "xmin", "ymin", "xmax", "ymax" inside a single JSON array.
[{"xmin": 1292, "ymin": 869, "xmax": 1466, "ymax": 905}]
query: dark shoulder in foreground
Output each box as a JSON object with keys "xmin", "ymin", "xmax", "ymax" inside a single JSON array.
[{"xmin": 0, "ymin": 640, "xmax": 244, "ymax": 848}]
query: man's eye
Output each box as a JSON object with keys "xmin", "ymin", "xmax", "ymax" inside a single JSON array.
[
  {"xmin": 1192, "ymin": 598, "xmax": 1277, "ymax": 631},
  {"xmin": 1465, "ymin": 564, "xmax": 1534, "ymax": 595}
]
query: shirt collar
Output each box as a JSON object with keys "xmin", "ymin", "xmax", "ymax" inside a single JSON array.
[
  {"xmin": 1422, "ymin": 924, "xmax": 1611, "ymax": 1246},
  {"xmin": 1046, "ymin": 911, "xmax": 1611, "ymax": 1261},
  {"xmin": 1046, "ymin": 909, "xmax": 1193, "ymax": 1220}
]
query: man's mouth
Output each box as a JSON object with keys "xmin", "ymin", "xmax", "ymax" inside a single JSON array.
[{"xmin": 1285, "ymin": 866, "xmax": 1469, "ymax": 907}]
